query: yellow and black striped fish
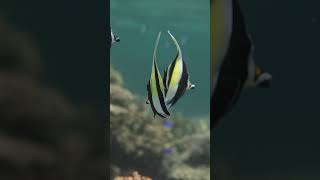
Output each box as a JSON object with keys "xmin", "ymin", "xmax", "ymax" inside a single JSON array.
[
  {"xmin": 146, "ymin": 32, "xmax": 171, "ymax": 118},
  {"xmin": 163, "ymin": 31, "xmax": 195, "ymax": 108},
  {"xmin": 211, "ymin": 0, "xmax": 272, "ymax": 129}
]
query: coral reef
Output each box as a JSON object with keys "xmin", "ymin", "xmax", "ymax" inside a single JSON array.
[
  {"xmin": 113, "ymin": 171, "xmax": 152, "ymax": 180},
  {"xmin": 110, "ymin": 65, "xmax": 210, "ymax": 180}
]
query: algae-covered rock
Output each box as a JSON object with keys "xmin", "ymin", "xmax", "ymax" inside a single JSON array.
[
  {"xmin": 168, "ymin": 165, "xmax": 210, "ymax": 180},
  {"xmin": 110, "ymin": 66, "xmax": 123, "ymax": 85}
]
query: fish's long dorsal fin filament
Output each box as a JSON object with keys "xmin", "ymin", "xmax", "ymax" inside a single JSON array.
[
  {"xmin": 166, "ymin": 30, "xmax": 183, "ymax": 90},
  {"xmin": 153, "ymin": 31, "xmax": 162, "ymax": 66},
  {"xmin": 167, "ymin": 31, "xmax": 182, "ymax": 59},
  {"xmin": 153, "ymin": 32, "xmax": 166, "ymax": 94},
  {"xmin": 150, "ymin": 31, "xmax": 162, "ymax": 82}
]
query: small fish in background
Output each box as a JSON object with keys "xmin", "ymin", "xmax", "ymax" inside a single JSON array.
[
  {"xmin": 110, "ymin": 27, "xmax": 120, "ymax": 46},
  {"xmin": 163, "ymin": 31, "xmax": 195, "ymax": 109},
  {"xmin": 163, "ymin": 147, "xmax": 174, "ymax": 155},
  {"xmin": 146, "ymin": 32, "xmax": 171, "ymax": 118},
  {"xmin": 211, "ymin": 0, "xmax": 272, "ymax": 129},
  {"xmin": 163, "ymin": 120, "xmax": 174, "ymax": 128}
]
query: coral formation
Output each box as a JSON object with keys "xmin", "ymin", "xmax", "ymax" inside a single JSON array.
[
  {"xmin": 110, "ymin": 65, "xmax": 210, "ymax": 180},
  {"xmin": 113, "ymin": 171, "xmax": 152, "ymax": 180}
]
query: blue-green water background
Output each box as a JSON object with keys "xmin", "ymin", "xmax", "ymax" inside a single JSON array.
[{"xmin": 111, "ymin": 0, "xmax": 210, "ymax": 117}]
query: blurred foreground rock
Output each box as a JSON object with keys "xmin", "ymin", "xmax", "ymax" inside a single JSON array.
[{"xmin": 0, "ymin": 19, "xmax": 107, "ymax": 180}]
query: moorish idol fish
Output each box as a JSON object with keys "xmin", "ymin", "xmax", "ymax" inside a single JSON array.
[
  {"xmin": 110, "ymin": 28, "xmax": 120, "ymax": 47},
  {"xmin": 211, "ymin": 0, "xmax": 272, "ymax": 129},
  {"xmin": 146, "ymin": 32, "xmax": 170, "ymax": 118},
  {"xmin": 163, "ymin": 31, "xmax": 195, "ymax": 108}
]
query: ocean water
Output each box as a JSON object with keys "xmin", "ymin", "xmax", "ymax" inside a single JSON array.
[
  {"xmin": 111, "ymin": 0, "xmax": 210, "ymax": 117},
  {"xmin": 214, "ymin": 1, "xmax": 320, "ymax": 179}
]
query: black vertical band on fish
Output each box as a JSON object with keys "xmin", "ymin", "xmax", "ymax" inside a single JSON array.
[
  {"xmin": 163, "ymin": 68, "xmax": 168, "ymax": 93},
  {"xmin": 147, "ymin": 82, "xmax": 157, "ymax": 117},
  {"xmin": 154, "ymin": 62, "xmax": 171, "ymax": 117},
  {"xmin": 166, "ymin": 52, "xmax": 179, "ymax": 90},
  {"xmin": 211, "ymin": 0, "xmax": 252, "ymax": 129}
]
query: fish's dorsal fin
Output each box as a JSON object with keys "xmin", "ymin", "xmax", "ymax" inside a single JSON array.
[
  {"xmin": 153, "ymin": 31, "xmax": 162, "ymax": 66},
  {"xmin": 167, "ymin": 31, "xmax": 182, "ymax": 60},
  {"xmin": 151, "ymin": 32, "xmax": 166, "ymax": 97},
  {"xmin": 150, "ymin": 31, "xmax": 162, "ymax": 82}
]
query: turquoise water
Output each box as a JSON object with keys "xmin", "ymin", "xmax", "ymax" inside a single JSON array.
[{"xmin": 111, "ymin": 0, "xmax": 210, "ymax": 117}]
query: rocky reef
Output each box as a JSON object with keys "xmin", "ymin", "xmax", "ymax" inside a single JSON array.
[
  {"xmin": 110, "ymin": 65, "xmax": 210, "ymax": 180},
  {"xmin": 114, "ymin": 171, "xmax": 152, "ymax": 180}
]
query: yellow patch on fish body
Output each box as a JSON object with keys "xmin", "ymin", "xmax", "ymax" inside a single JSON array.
[
  {"xmin": 151, "ymin": 65, "xmax": 166, "ymax": 98},
  {"xmin": 169, "ymin": 59, "xmax": 183, "ymax": 88}
]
